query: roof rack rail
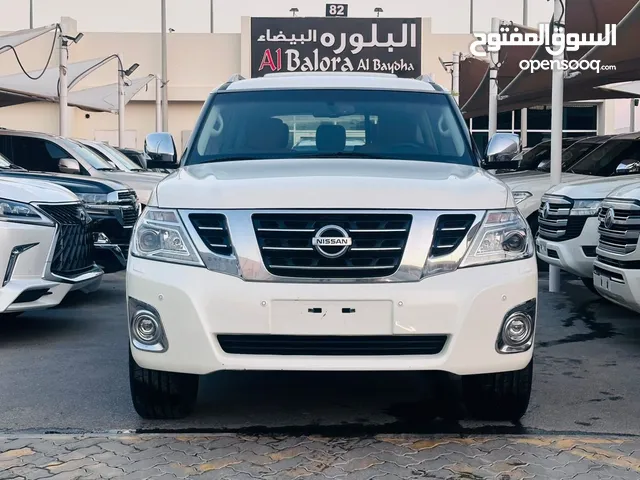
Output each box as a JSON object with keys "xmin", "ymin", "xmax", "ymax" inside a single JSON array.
[
  {"xmin": 226, "ymin": 74, "xmax": 245, "ymax": 83},
  {"xmin": 416, "ymin": 74, "xmax": 446, "ymax": 92}
]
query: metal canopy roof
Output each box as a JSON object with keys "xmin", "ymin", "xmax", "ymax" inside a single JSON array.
[
  {"xmin": 462, "ymin": 0, "xmax": 640, "ymax": 117},
  {"xmin": 0, "ymin": 56, "xmax": 152, "ymax": 113}
]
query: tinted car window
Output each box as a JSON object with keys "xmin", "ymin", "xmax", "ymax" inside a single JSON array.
[
  {"xmin": 185, "ymin": 89, "xmax": 476, "ymax": 167},
  {"xmin": 568, "ymin": 140, "xmax": 637, "ymax": 176}
]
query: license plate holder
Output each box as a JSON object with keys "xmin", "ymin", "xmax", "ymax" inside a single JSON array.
[
  {"xmin": 270, "ymin": 300, "xmax": 393, "ymax": 335},
  {"xmin": 536, "ymin": 238, "xmax": 548, "ymax": 256},
  {"xmin": 595, "ymin": 273, "xmax": 611, "ymax": 292}
]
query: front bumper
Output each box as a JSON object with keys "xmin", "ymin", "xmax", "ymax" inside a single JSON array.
[
  {"xmin": 593, "ymin": 260, "xmax": 640, "ymax": 313},
  {"xmin": 0, "ymin": 222, "xmax": 103, "ymax": 314},
  {"xmin": 535, "ymin": 217, "xmax": 599, "ymax": 278},
  {"xmin": 127, "ymin": 256, "xmax": 538, "ymax": 376}
]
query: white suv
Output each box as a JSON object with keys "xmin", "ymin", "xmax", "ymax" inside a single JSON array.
[
  {"xmin": 1, "ymin": 177, "xmax": 103, "ymax": 317},
  {"xmin": 536, "ymin": 176, "xmax": 640, "ymax": 291},
  {"xmin": 127, "ymin": 73, "xmax": 538, "ymax": 421},
  {"xmin": 593, "ymin": 181, "xmax": 640, "ymax": 311}
]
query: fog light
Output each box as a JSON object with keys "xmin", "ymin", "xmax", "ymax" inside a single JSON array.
[{"xmin": 499, "ymin": 311, "xmax": 533, "ymax": 353}]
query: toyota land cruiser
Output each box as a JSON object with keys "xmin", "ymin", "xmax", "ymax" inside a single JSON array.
[{"xmin": 127, "ymin": 73, "xmax": 538, "ymax": 421}]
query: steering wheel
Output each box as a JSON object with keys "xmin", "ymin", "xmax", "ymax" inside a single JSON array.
[{"xmin": 392, "ymin": 142, "xmax": 424, "ymax": 151}]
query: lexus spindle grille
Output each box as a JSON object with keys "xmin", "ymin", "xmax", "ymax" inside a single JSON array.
[
  {"xmin": 39, "ymin": 203, "xmax": 94, "ymax": 278},
  {"xmin": 252, "ymin": 213, "xmax": 412, "ymax": 278}
]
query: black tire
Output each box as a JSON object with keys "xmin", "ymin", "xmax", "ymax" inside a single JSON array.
[
  {"xmin": 581, "ymin": 277, "xmax": 600, "ymax": 295},
  {"xmin": 129, "ymin": 349, "xmax": 199, "ymax": 419},
  {"xmin": 462, "ymin": 360, "xmax": 533, "ymax": 422}
]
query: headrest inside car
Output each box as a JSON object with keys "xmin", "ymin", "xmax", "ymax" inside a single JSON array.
[{"xmin": 316, "ymin": 124, "xmax": 346, "ymax": 153}]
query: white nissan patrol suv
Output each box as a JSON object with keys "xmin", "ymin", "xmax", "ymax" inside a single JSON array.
[{"xmin": 127, "ymin": 73, "xmax": 538, "ymax": 421}]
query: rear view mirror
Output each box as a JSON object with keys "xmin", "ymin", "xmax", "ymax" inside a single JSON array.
[
  {"xmin": 616, "ymin": 159, "xmax": 640, "ymax": 175},
  {"xmin": 144, "ymin": 133, "xmax": 178, "ymax": 169},
  {"xmin": 58, "ymin": 158, "xmax": 80, "ymax": 174}
]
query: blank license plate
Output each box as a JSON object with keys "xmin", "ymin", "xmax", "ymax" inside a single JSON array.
[{"xmin": 270, "ymin": 300, "xmax": 393, "ymax": 335}]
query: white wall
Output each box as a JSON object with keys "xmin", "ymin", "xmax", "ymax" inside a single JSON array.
[{"xmin": 0, "ymin": 0, "xmax": 552, "ymax": 34}]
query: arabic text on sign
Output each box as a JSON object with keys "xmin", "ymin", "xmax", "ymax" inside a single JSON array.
[{"xmin": 257, "ymin": 22, "xmax": 418, "ymax": 54}]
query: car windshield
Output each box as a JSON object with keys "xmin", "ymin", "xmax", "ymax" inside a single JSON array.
[
  {"xmin": 184, "ymin": 88, "xmax": 476, "ymax": 167},
  {"xmin": 508, "ymin": 142, "xmax": 551, "ymax": 171},
  {"xmin": 568, "ymin": 140, "xmax": 637, "ymax": 176},
  {"xmin": 61, "ymin": 138, "xmax": 117, "ymax": 170},
  {"xmin": 536, "ymin": 141, "xmax": 602, "ymax": 172},
  {"xmin": 98, "ymin": 144, "xmax": 145, "ymax": 171}
]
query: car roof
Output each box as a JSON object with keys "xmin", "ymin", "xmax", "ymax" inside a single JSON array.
[{"xmin": 218, "ymin": 72, "xmax": 445, "ymax": 94}]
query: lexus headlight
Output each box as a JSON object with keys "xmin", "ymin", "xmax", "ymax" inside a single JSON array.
[
  {"xmin": 76, "ymin": 193, "xmax": 109, "ymax": 205},
  {"xmin": 512, "ymin": 191, "xmax": 533, "ymax": 204},
  {"xmin": 0, "ymin": 198, "xmax": 54, "ymax": 226},
  {"xmin": 570, "ymin": 199, "xmax": 601, "ymax": 216},
  {"xmin": 460, "ymin": 209, "xmax": 534, "ymax": 268},
  {"xmin": 130, "ymin": 207, "xmax": 203, "ymax": 266}
]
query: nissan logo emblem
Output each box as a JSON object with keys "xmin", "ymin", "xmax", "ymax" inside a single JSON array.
[
  {"xmin": 312, "ymin": 225, "xmax": 352, "ymax": 258},
  {"xmin": 604, "ymin": 208, "xmax": 615, "ymax": 229}
]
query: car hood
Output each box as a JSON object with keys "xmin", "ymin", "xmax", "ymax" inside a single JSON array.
[
  {"xmin": 545, "ymin": 175, "xmax": 640, "ymax": 199},
  {"xmin": 97, "ymin": 171, "xmax": 164, "ymax": 204},
  {"xmin": 501, "ymin": 172, "xmax": 591, "ymax": 193},
  {"xmin": 0, "ymin": 169, "xmax": 127, "ymax": 194},
  {"xmin": 152, "ymin": 159, "xmax": 512, "ymax": 210},
  {"xmin": 0, "ymin": 177, "xmax": 79, "ymax": 204}
]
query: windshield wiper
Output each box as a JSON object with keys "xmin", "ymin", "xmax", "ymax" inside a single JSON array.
[{"xmin": 96, "ymin": 167, "xmax": 119, "ymax": 171}]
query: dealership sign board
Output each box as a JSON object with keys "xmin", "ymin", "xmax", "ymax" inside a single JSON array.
[{"xmin": 251, "ymin": 17, "xmax": 422, "ymax": 78}]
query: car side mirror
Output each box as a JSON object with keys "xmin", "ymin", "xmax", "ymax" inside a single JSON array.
[
  {"xmin": 482, "ymin": 133, "xmax": 521, "ymax": 170},
  {"xmin": 58, "ymin": 158, "xmax": 81, "ymax": 174},
  {"xmin": 144, "ymin": 132, "xmax": 178, "ymax": 169},
  {"xmin": 615, "ymin": 159, "xmax": 640, "ymax": 175}
]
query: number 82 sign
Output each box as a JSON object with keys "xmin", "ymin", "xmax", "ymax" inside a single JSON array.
[{"xmin": 326, "ymin": 3, "xmax": 348, "ymax": 17}]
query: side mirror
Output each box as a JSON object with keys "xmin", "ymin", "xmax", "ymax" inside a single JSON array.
[
  {"xmin": 58, "ymin": 158, "xmax": 81, "ymax": 174},
  {"xmin": 616, "ymin": 159, "xmax": 640, "ymax": 175},
  {"xmin": 144, "ymin": 132, "xmax": 178, "ymax": 169},
  {"xmin": 482, "ymin": 133, "xmax": 521, "ymax": 170}
]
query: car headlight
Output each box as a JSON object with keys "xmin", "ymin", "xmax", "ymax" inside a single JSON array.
[
  {"xmin": 130, "ymin": 207, "xmax": 203, "ymax": 266},
  {"xmin": 512, "ymin": 191, "xmax": 533, "ymax": 204},
  {"xmin": 76, "ymin": 193, "xmax": 109, "ymax": 204},
  {"xmin": 460, "ymin": 208, "xmax": 534, "ymax": 268},
  {"xmin": 0, "ymin": 198, "xmax": 54, "ymax": 226},
  {"xmin": 570, "ymin": 199, "xmax": 601, "ymax": 216}
]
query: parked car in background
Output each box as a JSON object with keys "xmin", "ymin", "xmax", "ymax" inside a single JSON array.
[
  {"xmin": 496, "ymin": 134, "xmax": 624, "ymax": 234},
  {"xmin": 487, "ymin": 137, "xmax": 583, "ymax": 174},
  {"xmin": 0, "ymin": 130, "xmax": 164, "ymax": 205},
  {"xmin": 0, "ymin": 177, "xmax": 103, "ymax": 318},
  {"xmin": 593, "ymin": 181, "xmax": 640, "ymax": 311},
  {"xmin": 76, "ymin": 139, "xmax": 168, "ymax": 179},
  {"xmin": 535, "ymin": 175, "xmax": 640, "ymax": 292},
  {"xmin": 117, "ymin": 146, "xmax": 173, "ymax": 173},
  {"xmin": 0, "ymin": 152, "xmax": 136, "ymax": 272}
]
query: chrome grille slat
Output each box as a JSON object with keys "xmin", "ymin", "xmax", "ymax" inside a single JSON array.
[
  {"xmin": 538, "ymin": 197, "xmax": 588, "ymax": 241},
  {"xmin": 597, "ymin": 202, "xmax": 640, "ymax": 255},
  {"xmin": 252, "ymin": 213, "xmax": 413, "ymax": 279},
  {"xmin": 190, "ymin": 213, "xmax": 233, "ymax": 256}
]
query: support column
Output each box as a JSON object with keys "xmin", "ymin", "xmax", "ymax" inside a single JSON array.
[
  {"xmin": 488, "ymin": 17, "xmax": 500, "ymax": 138},
  {"xmin": 549, "ymin": 0, "xmax": 565, "ymax": 293},
  {"xmin": 452, "ymin": 52, "xmax": 460, "ymax": 105}
]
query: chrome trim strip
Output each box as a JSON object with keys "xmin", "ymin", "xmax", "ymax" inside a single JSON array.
[
  {"xmin": 178, "ymin": 209, "xmax": 486, "ymax": 284},
  {"xmin": 2, "ymin": 243, "xmax": 39, "ymax": 287}
]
